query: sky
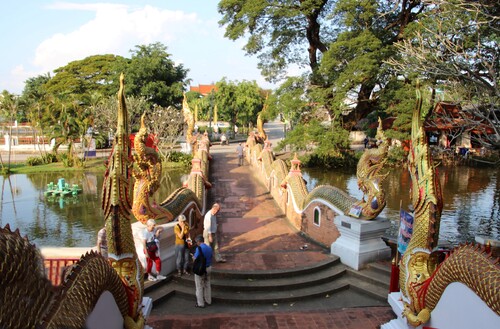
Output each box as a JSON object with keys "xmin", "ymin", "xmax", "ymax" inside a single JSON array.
[{"xmin": 0, "ymin": 0, "xmax": 276, "ymax": 95}]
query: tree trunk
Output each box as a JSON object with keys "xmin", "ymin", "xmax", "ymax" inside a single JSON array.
[{"xmin": 341, "ymin": 82, "xmax": 376, "ymax": 129}]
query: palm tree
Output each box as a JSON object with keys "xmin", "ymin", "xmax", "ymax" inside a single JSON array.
[{"xmin": 0, "ymin": 91, "xmax": 21, "ymax": 172}]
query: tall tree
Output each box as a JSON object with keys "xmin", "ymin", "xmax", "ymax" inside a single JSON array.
[
  {"xmin": 218, "ymin": 0, "xmax": 332, "ymax": 83},
  {"xmin": 49, "ymin": 95, "xmax": 91, "ymax": 166},
  {"xmin": 218, "ymin": 1, "xmax": 427, "ymax": 129},
  {"xmin": 265, "ymin": 76, "xmax": 307, "ymax": 130},
  {"xmin": 125, "ymin": 43, "xmax": 189, "ymax": 108},
  {"xmin": 92, "ymin": 95, "xmax": 149, "ymax": 142},
  {"xmin": 215, "ymin": 78, "xmax": 264, "ymax": 130},
  {"xmin": 43, "ymin": 54, "xmax": 127, "ymax": 99},
  {"xmin": 0, "ymin": 91, "xmax": 20, "ymax": 171},
  {"xmin": 387, "ymin": 0, "xmax": 500, "ymax": 149}
]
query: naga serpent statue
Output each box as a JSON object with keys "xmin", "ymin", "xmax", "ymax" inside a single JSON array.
[
  {"xmin": 131, "ymin": 109, "xmax": 208, "ymax": 224},
  {"xmin": 101, "ymin": 73, "xmax": 145, "ymax": 328},
  {"xmin": 251, "ymin": 118, "xmax": 389, "ymax": 220},
  {"xmin": 132, "ymin": 114, "xmax": 173, "ymax": 223},
  {"xmin": 0, "ymin": 74, "xmax": 144, "ymax": 329},
  {"xmin": 182, "ymin": 92, "xmax": 196, "ymax": 154},
  {"xmin": 399, "ymin": 86, "xmax": 500, "ymax": 326}
]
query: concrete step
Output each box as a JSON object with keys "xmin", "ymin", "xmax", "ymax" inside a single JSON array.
[
  {"xmin": 346, "ymin": 266, "xmax": 390, "ymax": 290},
  {"xmin": 174, "ymin": 262, "xmax": 347, "ymax": 292},
  {"xmin": 345, "ymin": 274, "xmax": 389, "ymax": 302},
  {"xmin": 367, "ymin": 260, "xmax": 392, "ymax": 276},
  {"xmin": 211, "ymin": 256, "xmax": 341, "ymax": 280},
  {"xmin": 144, "ymin": 257, "xmax": 391, "ymax": 306},
  {"xmin": 170, "ymin": 278, "xmax": 351, "ymax": 304},
  {"xmin": 344, "ymin": 268, "xmax": 390, "ymax": 302}
]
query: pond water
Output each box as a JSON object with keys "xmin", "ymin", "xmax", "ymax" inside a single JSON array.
[
  {"xmin": 1, "ymin": 165, "xmax": 498, "ymax": 247},
  {"xmin": 302, "ymin": 166, "xmax": 500, "ymax": 245},
  {"xmin": 0, "ymin": 169, "xmax": 188, "ymax": 247}
]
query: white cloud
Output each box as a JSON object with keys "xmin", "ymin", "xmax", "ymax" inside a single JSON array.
[
  {"xmin": 1, "ymin": 2, "xmax": 276, "ymax": 94},
  {"xmin": 4, "ymin": 65, "xmax": 33, "ymax": 93},
  {"xmin": 33, "ymin": 4, "xmax": 200, "ymax": 73}
]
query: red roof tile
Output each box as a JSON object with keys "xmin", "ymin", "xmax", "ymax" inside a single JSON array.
[{"xmin": 189, "ymin": 84, "xmax": 218, "ymax": 96}]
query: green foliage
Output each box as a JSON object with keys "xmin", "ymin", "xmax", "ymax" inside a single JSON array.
[
  {"xmin": 299, "ymin": 151, "xmax": 359, "ymax": 169},
  {"xmin": 44, "ymin": 54, "xmax": 127, "ymax": 98},
  {"xmin": 319, "ymin": 29, "xmax": 387, "ymax": 114},
  {"xmin": 125, "ymin": 43, "xmax": 188, "ymax": 108},
  {"xmin": 25, "ymin": 153, "xmax": 58, "ymax": 166},
  {"xmin": 43, "ymin": 153, "xmax": 58, "ymax": 164},
  {"xmin": 266, "ymin": 76, "xmax": 307, "ymax": 128},
  {"xmin": 197, "ymin": 126, "xmax": 213, "ymax": 135},
  {"xmin": 214, "ymin": 78, "xmax": 264, "ymax": 129},
  {"xmin": 57, "ymin": 152, "xmax": 82, "ymax": 168},
  {"xmin": 277, "ymin": 120, "xmax": 353, "ymax": 168},
  {"xmin": 219, "ymin": 0, "xmax": 427, "ymax": 130},
  {"xmin": 0, "ymin": 90, "xmax": 20, "ymax": 123},
  {"xmin": 167, "ymin": 151, "xmax": 193, "ymax": 167},
  {"xmin": 386, "ymin": 146, "xmax": 407, "ymax": 167},
  {"xmin": 26, "ymin": 156, "xmax": 43, "ymax": 166},
  {"xmin": 218, "ymin": 0, "xmax": 333, "ymax": 82},
  {"xmin": 21, "ymin": 74, "xmax": 51, "ymax": 100}
]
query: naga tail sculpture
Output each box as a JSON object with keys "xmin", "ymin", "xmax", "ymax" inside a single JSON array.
[
  {"xmin": 250, "ymin": 117, "xmax": 389, "ymax": 221},
  {"xmin": 400, "ymin": 85, "xmax": 500, "ymax": 326},
  {"xmin": 101, "ymin": 73, "xmax": 145, "ymax": 328},
  {"xmin": 0, "ymin": 226, "xmax": 129, "ymax": 329},
  {"xmin": 0, "ymin": 74, "xmax": 143, "ymax": 329}
]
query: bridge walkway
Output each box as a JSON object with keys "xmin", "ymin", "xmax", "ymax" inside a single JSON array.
[{"xmin": 147, "ymin": 123, "xmax": 395, "ymax": 328}]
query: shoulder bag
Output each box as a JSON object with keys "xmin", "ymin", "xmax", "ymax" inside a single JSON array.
[{"xmin": 192, "ymin": 246, "xmax": 207, "ymax": 275}]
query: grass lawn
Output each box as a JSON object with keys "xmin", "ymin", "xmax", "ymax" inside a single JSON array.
[
  {"xmin": 2, "ymin": 158, "xmax": 188, "ymax": 175},
  {"xmin": 4, "ymin": 158, "xmax": 107, "ymax": 174}
]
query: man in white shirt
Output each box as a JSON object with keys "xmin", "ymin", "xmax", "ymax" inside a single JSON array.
[
  {"xmin": 142, "ymin": 219, "xmax": 166, "ymax": 281},
  {"xmin": 203, "ymin": 203, "xmax": 226, "ymax": 263}
]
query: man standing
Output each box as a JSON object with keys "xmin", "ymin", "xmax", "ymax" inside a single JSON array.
[
  {"xmin": 142, "ymin": 219, "xmax": 166, "ymax": 281},
  {"xmin": 203, "ymin": 203, "xmax": 226, "ymax": 262},
  {"xmin": 174, "ymin": 214, "xmax": 191, "ymax": 276},
  {"xmin": 236, "ymin": 143, "xmax": 244, "ymax": 166},
  {"xmin": 193, "ymin": 235, "xmax": 213, "ymax": 308}
]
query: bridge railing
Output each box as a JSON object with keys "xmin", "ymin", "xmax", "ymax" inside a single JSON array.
[{"xmin": 44, "ymin": 258, "xmax": 79, "ymax": 286}]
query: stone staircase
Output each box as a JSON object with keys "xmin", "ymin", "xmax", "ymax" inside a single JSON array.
[{"xmin": 145, "ymin": 256, "xmax": 392, "ymax": 308}]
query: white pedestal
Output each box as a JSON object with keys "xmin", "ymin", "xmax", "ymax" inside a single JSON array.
[
  {"xmin": 382, "ymin": 285, "xmax": 500, "ymax": 329},
  {"xmin": 330, "ymin": 215, "xmax": 391, "ymax": 270},
  {"xmin": 141, "ymin": 296, "xmax": 155, "ymax": 328},
  {"xmin": 142, "ymin": 296, "xmax": 153, "ymax": 318},
  {"xmin": 381, "ymin": 292, "xmax": 409, "ymax": 329}
]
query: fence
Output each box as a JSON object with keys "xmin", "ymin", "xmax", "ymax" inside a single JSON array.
[{"xmin": 44, "ymin": 258, "xmax": 79, "ymax": 286}]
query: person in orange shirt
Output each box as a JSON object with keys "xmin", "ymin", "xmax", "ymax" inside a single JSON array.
[{"xmin": 174, "ymin": 214, "xmax": 191, "ymax": 276}]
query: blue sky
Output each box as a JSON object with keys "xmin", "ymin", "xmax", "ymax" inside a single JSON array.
[{"xmin": 0, "ymin": 0, "xmax": 276, "ymax": 94}]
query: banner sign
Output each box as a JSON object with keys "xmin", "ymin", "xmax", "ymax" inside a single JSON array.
[
  {"xmin": 397, "ymin": 209, "xmax": 414, "ymax": 255},
  {"xmin": 348, "ymin": 205, "xmax": 362, "ymax": 218}
]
